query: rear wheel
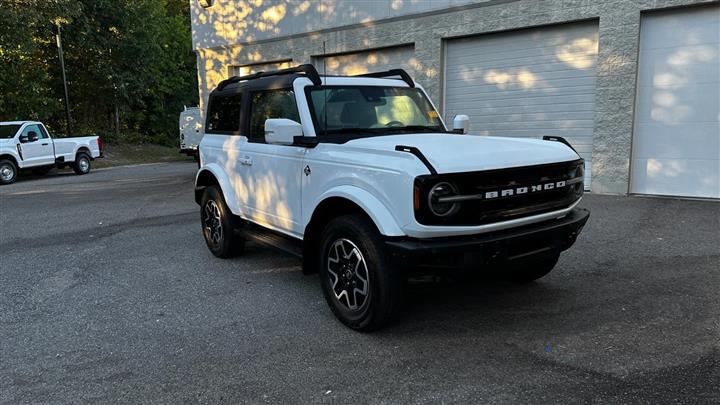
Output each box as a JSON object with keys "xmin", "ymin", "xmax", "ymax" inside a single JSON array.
[
  {"xmin": 319, "ymin": 215, "xmax": 403, "ymax": 331},
  {"xmin": 72, "ymin": 152, "xmax": 91, "ymax": 175},
  {"xmin": 200, "ymin": 185, "xmax": 245, "ymax": 258},
  {"xmin": 503, "ymin": 253, "xmax": 560, "ymax": 284},
  {"xmin": 0, "ymin": 159, "xmax": 18, "ymax": 185}
]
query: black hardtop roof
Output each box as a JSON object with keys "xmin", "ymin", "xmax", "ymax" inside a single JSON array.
[{"xmin": 210, "ymin": 64, "xmax": 415, "ymax": 96}]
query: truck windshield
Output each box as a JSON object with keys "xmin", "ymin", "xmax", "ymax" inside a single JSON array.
[
  {"xmin": 0, "ymin": 124, "xmax": 21, "ymax": 139},
  {"xmin": 307, "ymin": 86, "xmax": 446, "ymax": 136}
]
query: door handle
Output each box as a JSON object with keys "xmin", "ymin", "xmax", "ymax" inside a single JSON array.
[
  {"xmin": 239, "ymin": 156, "xmax": 253, "ymax": 166},
  {"xmin": 41, "ymin": 143, "xmax": 49, "ymax": 146}
]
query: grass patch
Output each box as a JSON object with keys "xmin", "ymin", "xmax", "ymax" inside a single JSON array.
[{"xmin": 94, "ymin": 143, "xmax": 190, "ymax": 168}]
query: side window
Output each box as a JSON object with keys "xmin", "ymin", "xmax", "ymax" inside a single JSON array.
[
  {"xmin": 249, "ymin": 89, "xmax": 300, "ymax": 141},
  {"xmin": 206, "ymin": 93, "xmax": 242, "ymax": 134},
  {"xmin": 38, "ymin": 125, "xmax": 50, "ymax": 139},
  {"xmin": 22, "ymin": 124, "xmax": 46, "ymax": 139}
]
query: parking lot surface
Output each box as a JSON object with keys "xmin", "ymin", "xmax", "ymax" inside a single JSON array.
[{"xmin": 1, "ymin": 162, "xmax": 718, "ymax": 404}]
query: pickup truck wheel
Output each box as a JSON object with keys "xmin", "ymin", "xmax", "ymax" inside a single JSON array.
[
  {"xmin": 504, "ymin": 254, "xmax": 560, "ymax": 284},
  {"xmin": 319, "ymin": 215, "xmax": 403, "ymax": 331},
  {"xmin": 201, "ymin": 185, "xmax": 245, "ymax": 258},
  {"xmin": 0, "ymin": 159, "xmax": 18, "ymax": 185},
  {"xmin": 72, "ymin": 152, "xmax": 91, "ymax": 175}
]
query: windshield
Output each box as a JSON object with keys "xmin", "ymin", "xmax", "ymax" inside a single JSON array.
[
  {"xmin": 0, "ymin": 124, "xmax": 21, "ymax": 139},
  {"xmin": 307, "ymin": 86, "xmax": 446, "ymax": 136}
]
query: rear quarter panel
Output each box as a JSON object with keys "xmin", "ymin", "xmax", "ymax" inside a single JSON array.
[
  {"xmin": 53, "ymin": 136, "xmax": 101, "ymax": 160},
  {"xmin": 197, "ymin": 134, "xmax": 246, "ymax": 217}
]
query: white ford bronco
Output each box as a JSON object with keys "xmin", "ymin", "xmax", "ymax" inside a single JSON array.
[
  {"xmin": 0, "ymin": 121, "xmax": 103, "ymax": 185},
  {"xmin": 195, "ymin": 65, "xmax": 589, "ymax": 331}
]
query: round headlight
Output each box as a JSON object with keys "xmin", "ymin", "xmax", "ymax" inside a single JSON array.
[{"xmin": 428, "ymin": 182, "xmax": 460, "ymax": 217}]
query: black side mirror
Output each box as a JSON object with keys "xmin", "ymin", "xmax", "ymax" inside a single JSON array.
[
  {"xmin": 19, "ymin": 134, "xmax": 29, "ymax": 143},
  {"xmin": 27, "ymin": 131, "xmax": 38, "ymax": 142}
]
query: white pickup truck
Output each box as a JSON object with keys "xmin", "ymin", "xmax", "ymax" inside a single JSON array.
[
  {"xmin": 0, "ymin": 121, "xmax": 103, "ymax": 185},
  {"xmin": 195, "ymin": 65, "xmax": 590, "ymax": 331}
]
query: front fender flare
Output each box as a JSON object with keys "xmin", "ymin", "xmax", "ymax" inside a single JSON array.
[{"xmin": 309, "ymin": 185, "xmax": 405, "ymax": 237}]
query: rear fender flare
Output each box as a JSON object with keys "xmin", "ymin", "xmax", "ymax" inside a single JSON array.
[{"xmin": 195, "ymin": 163, "xmax": 244, "ymax": 217}]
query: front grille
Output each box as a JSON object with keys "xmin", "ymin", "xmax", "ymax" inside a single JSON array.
[{"xmin": 414, "ymin": 159, "xmax": 584, "ymax": 226}]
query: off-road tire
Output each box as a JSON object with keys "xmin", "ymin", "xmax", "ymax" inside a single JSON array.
[
  {"xmin": 504, "ymin": 253, "xmax": 560, "ymax": 284},
  {"xmin": 72, "ymin": 152, "xmax": 91, "ymax": 175},
  {"xmin": 319, "ymin": 215, "xmax": 403, "ymax": 331},
  {"xmin": 200, "ymin": 185, "xmax": 245, "ymax": 258},
  {"xmin": 0, "ymin": 159, "xmax": 18, "ymax": 185}
]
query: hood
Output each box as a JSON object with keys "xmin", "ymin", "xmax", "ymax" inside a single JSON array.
[{"xmin": 345, "ymin": 133, "xmax": 581, "ymax": 174}]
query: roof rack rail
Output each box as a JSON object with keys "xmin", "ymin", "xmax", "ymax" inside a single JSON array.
[
  {"xmin": 216, "ymin": 63, "xmax": 321, "ymax": 91},
  {"xmin": 354, "ymin": 69, "xmax": 415, "ymax": 88}
]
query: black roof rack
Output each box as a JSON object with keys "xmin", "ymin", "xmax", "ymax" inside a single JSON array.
[
  {"xmin": 354, "ymin": 69, "xmax": 415, "ymax": 88},
  {"xmin": 216, "ymin": 63, "xmax": 321, "ymax": 91}
]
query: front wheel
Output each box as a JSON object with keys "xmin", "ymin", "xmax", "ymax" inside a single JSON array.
[
  {"xmin": 72, "ymin": 152, "xmax": 91, "ymax": 175},
  {"xmin": 200, "ymin": 185, "xmax": 245, "ymax": 258},
  {"xmin": 319, "ymin": 215, "xmax": 403, "ymax": 331},
  {"xmin": 0, "ymin": 159, "xmax": 18, "ymax": 185}
]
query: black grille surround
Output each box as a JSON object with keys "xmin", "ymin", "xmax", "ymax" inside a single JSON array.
[{"xmin": 414, "ymin": 159, "xmax": 584, "ymax": 226}]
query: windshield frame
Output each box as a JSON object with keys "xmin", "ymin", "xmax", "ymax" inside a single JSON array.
[
  {"xmin": 0, "ymin": 124, "xmax": 22, "ymax": 139},
  {"xmin": 304, "ymin": 85, "xmax": 449, "ymax": 142}
]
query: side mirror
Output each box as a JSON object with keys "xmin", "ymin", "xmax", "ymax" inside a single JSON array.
[
  {"xmin": 452, "ymin": 115, "xmax": 470, "ymax": 134},
  {"xmin": 19, "ymin": 134, "xmax": 29, "ymax": 143},
  {"xmin": 265, "ymin": 118, "xmax": 302, "ymax": 146}
]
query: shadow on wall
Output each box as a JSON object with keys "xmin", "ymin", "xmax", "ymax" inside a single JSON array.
[
  {"xmin": 447, "ymin": 28, "xmax": 598, "ymax": 141},
  {"xmin": 191, "ymin": 0, "xmax": 455, "ymax": 113},
  {"xmin": 191, "ymin": 0, "xmax": 487, "ymax": 50},
  {"xmin": 632, "ymin": 8, "xmax": 719, "ymax": 197},
  {"xmin": 191, "ymin": 1, "xmax": 382, "ymax": 108}
]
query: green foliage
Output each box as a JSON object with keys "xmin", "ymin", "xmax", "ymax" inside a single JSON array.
[{"xmin": 0, "ymin": 0, "xmax": 197, "ymax": 142}]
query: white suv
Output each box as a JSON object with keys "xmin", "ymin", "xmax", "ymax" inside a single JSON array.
[{"xmin": 195, "ymin": 65, "xmax": 589, "ymax": 331}]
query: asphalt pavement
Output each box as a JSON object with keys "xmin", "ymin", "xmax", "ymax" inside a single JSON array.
[{"xmin": 1, "ymin": 162, "xmax": 718, "ymax": 404}]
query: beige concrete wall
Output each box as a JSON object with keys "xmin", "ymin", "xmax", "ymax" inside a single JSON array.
[
  {"xmin": 190, "ymin": 0, "xmax": 491, "ymax": 50},
  {"xmin": 192, "ymin": 0, "xmax": 719, "ymax": 194}
]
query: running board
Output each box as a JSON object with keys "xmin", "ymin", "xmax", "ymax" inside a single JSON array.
[{"xmin": 241, "ymin": 224, "xmax": 303, "ymax": 258}]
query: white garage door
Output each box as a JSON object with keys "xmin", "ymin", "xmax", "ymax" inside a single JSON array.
[
  {"xmin": 445, "ymin": 22, "xmax": 599, "ymax": 188},
  {"xmin": 313, "ymin": 45, "xmax": 416, "ymax": 77},
  {"xmin": 229, "ymin": 60, "xmax": 293, "ymax": 77},
  {"xmin": 631, "ymin": 6, "xmax": 719, "ymax": 199}
]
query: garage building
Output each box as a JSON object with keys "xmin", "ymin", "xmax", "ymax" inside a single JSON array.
[{"xmin": 191, "ymin": 0, "xmax": 719, "ymax": 198}]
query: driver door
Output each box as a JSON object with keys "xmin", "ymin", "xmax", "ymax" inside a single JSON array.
[
  {"xmin": 18, "ymin": 124, "xmax": 54, "ymax": 167},
  {"xmin": 241, "ymin": 89, "xmax": 306, "ymax": 237}
]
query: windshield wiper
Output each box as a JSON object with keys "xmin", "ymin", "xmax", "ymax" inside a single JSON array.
[
  {"xmin": 385, "ymin": 125, "xmax": 443, "ymax": 133},
  {"xmin": 323, "ymin": 128, "xmax": 382, "ymax": 135}
]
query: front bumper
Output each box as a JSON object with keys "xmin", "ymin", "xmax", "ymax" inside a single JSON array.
[{"xmin": 385, "ymin": 208, "xmax": 589, "ymax": 272}]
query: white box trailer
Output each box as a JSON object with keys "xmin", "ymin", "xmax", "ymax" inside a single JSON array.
[{"xmin": 179, "ymin": 106, "xmax": 203, "ymax": 160}]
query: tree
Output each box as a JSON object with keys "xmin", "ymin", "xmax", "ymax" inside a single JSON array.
[{"xmin": 0, "ymin": 0, "xmax": 197, "ymax": 143}]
